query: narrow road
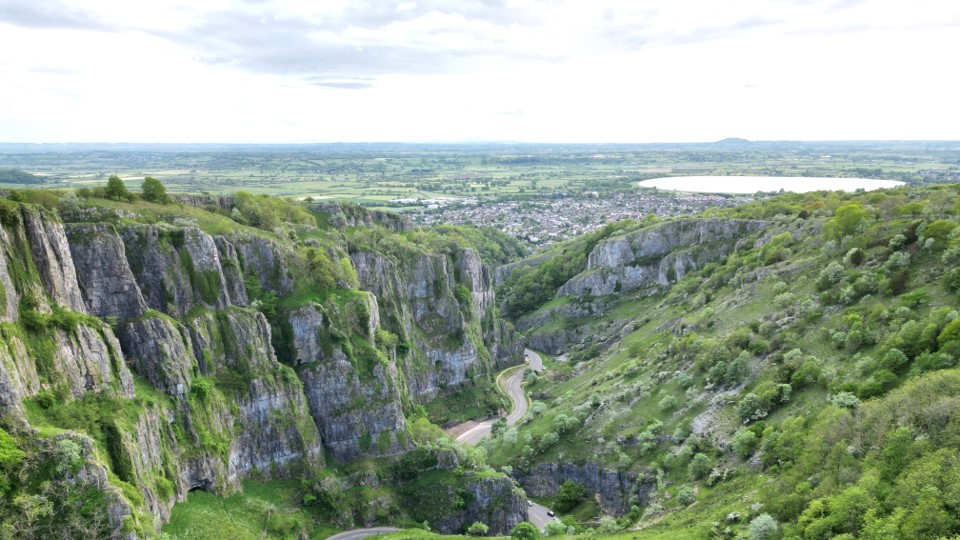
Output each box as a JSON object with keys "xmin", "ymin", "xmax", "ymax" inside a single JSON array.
[
  {"xmin": 330, "ymin": 351, "xmax": 555, "ymax": 539},
  {"xmin": 528, "ymin": 501, "xmax": 556, "ymax": 533},
  {"xmin": 456, "ymin": 349, "xmax": 543, "ymax": 445},
  {"xmin": 326, "ymin": 527, "xmax": 401, "ymax": 540}
]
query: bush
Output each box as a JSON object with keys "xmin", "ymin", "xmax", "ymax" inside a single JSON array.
[
  {"xmin": 738, "ymin": 393, "xmax": 768, "ymax": 422},
  {"xmin": 689, "ymin": 453, "xmax": 712, "ymax": 480},
  {"xmin": 510, "ymin": 522, "xmax": 541, "ymax": 539},
  {"xmin": 556, "ymin": 480, "xmax": 585, "ymax": 512},
  {"xmin": 749, "ymin": 513, "xmax": 779, "ymax": 540},
  {"xmin": 467, "ymin": 521, "xmax": 489, "ymax": 536},
  {"xmin": 732, "ymin": 429, "xmax": 759, "ymax": 458},
  {"xmin": 658, "ymin": 395, "xmax": 679, "ymax": 412}
]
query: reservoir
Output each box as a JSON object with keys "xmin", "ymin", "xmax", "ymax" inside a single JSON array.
[{"xmin": 637, "ymin": 175, "xmax": 905, "ymax": 194}]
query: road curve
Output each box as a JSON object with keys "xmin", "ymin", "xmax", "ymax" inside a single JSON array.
[
  {"xmin": 528, "ymin": 501, "xmax": 556, "ymax": 533},
  {"xmin": 326, "ymin": 527, "xmax": 401, "ymax": 540},
  {"xmin": 456, "ymin": 349, "xmax": 541, "ymax": 445}
]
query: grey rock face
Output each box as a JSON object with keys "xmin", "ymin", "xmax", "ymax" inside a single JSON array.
[
  {"xmin": 311, "ymin": 202, "xmax": 412, "ymax": 232},
  {"xmin": 181, "ymin": 227, "xmax": 231, "ymax": 309},
  {"xmin": 214, "ymin": 236, "xmax": 249, "ymax": 307},
  {"xmin": 493, "ymin": 252, "xmax": 552, "ymax": 285},
  {"xmin": 514, "ymin": 461, "xmax": 650, "ymax": 516},
  {"xmin": 351, "ymin": 249, "xmax": 523, "ymax": 402},
  {"xmin": 67, "ymin": 223, "xmax": 148, "ymax": 321},
  {"xmin": 433, "ymin": 475, "xmax": 527, "ymax": 536},
  {"xmin": 120, "ymin": 225, "xmax": 194, "ymax": 316},
  {"xmin": 53, "ymin": 324, "xmax": 135, "ymax": 399},
  {"xmin": 226, "ymin": 233, "xmax": 295, "ymax": 295},
  {"xmin": 558, "ymin": 219, "xmax": 768, "ymax": 297},
  {"xmin": 189, "ymin": 310, "xmax": 326, "ymax": 477},
  {"xmin": 289, "ymin": 304, "xmax": 408, "ymax": 462},
  {"xmin": 22, "ymin": 207, "xmax": 87, "ymax": 313},
  {"xmin": 0, "ymin": 227, "xmax": 21, "ymax": 322},
  {"xmin": 117, "ymin": 315, "xmax": 194, "ymax": 396},
  {"xmin": 0, "ymin": 335, "xmax": 37, "ymax": 421}
]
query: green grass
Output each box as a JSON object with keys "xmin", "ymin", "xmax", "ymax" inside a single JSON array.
[{"xmin": 163, "ymin": 480, "xmax": 339, "ymax": 540}]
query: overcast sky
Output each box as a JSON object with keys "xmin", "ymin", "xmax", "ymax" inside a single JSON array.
[{"xmin": 1, "ymin": 0, "xmax": 958, "ymax": 143}]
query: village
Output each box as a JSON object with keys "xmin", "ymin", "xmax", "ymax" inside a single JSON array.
[{"xmin": 412, "ymin": 190, "xmax": 751, "ymax": 248}]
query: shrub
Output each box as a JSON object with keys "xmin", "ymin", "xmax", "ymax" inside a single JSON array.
[
  {"xmin": 689, "ymin": 453, "xmax": 712, "ymax": 480},
  {"xmin": 677, "ymin": 485, "xmax": 696, "ymax": 505},
  {"xmin": 556, "ymin": 480, "xmax": 586, "ymax": 512},
  {"xmin": 510, "ymin": 522, "xmax": 541, "ymax": 539},
  {"xmin": 732, "ymin": 429, "xmax": 759, "ymax": 458},
  {"xmin": 749, "ymin": 514, "xmax": 779, "ymax": 540},
  {"xmin": 539, "ymin": 431, "xmax": 559, "ymax": 452},
  {"xmin": 829, "ymin": 391, "xmax": 861, "ymax": 409},
  {"xmin": 738, "ymin": 393, "xmax": 768, "ymax": 422},
  {"xmin": 658, "ymin": 395, "xmax": 679, "ymax": 412},
  {"xmin": 467, "ymin": 521, "xmax": 489, "ymax": 536}
]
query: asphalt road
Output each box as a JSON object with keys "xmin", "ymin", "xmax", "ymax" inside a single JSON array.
[
  {"xmin": 456, "ymin": 349, "xmax": 541, "ymax": 445},
  {"xmin": 528, "ymin": 501, "xmax": 556, "ymax": 532},
  {"xmin": 331, "ymin": 350, "xmax": 555, "ymax": 539},
  {"xmin": 326, "ymin": 527, "xmax": 401, "ymax": 540}
]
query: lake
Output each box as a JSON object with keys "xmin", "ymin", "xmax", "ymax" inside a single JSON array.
[{"xmin": 637, "ymin": 176, "xmax": 905, "ymax": 194}]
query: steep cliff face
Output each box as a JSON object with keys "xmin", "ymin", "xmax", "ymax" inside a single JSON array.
[
  {"xmin": 288, "ymin": 300, "xmax": 409, "ymax": 462},
  {"xmin": 0, "ymin": 199, "xmax": 523, "ymax": 537},
  {"xmin": 514, "ymin": 461, "xmax": 652, "ymax": 516},
  {"xmin": 432, "ymin": 475, "xmax": 528, "ymax": 535},
  {"xmin": 67, "ymin": 223, "xmax": 148, "ymax": 321},
  {"xmin": 350, "ymin": 248, "xmax": 521, "ymax": 404},
  {"xmin": 558, "ymin": 219, "xmax": 768, "ymax": 297}
]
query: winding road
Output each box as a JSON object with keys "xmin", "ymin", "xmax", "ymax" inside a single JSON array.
[
  {"xmin": 327, "ymin": 350, "xmax": 555, "ymax": 539},
  {"xmin": 456, "ymin": 349, "xmax": 544, "ymax": 445},
  {"xmin": 326, "ymin": 527, "xmax": 401, "ymax": 540}
]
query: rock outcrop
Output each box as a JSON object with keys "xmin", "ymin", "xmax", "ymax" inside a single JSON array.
[
  {"xmin": 350, "ymin": 248, "xmax": 520, "ymax": 402},
  {"xmin": 433, "ymin": 475, "xmax": 528, "ymax": 535},
  {"xmin": 67, "ymin": 223, "xmax": 148, "ymax": 321},
  {"xmin": 289, "ymin": 302, "xmax": 408, "ymax": 462},
  {"xmin": 514, "ymin": 461, "xmax": 651, "ymax": 516},
  {"xmin": 558, "ymin": 219, "xmax": 768, "ymax": 297}
]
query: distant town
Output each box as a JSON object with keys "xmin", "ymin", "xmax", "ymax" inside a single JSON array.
[{"xmin": 412, "ymin": 191, "xmax": 751, "ymax": 248}]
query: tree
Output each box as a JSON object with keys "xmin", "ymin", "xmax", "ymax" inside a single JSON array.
[
  {"xmin": 105, "ymin": 175, "xmax": 130, "ymax": 201},
  {"xmin": 688, "ymin": 453, "xmax": 712, "ymax": 480},
  {"xmin": 556, "ymin": 481, "xmax": 585, "ymax": 512},
  {"xmin": 825, "ymin": 202, "xmax": 869, "ymax": 239},
  {"xmin": 544, "ymin": 520, "xmax": 568, "ymax": 536},
  {"xmin": 141, "ymin": 176, "xmax": 169, "ymax": 204},
  {"xmin": 467, "ymin": 521, "xmax": 489, "ymax": 536},
  {"xmin": 749, "ymin": 514, "xmax": 778, "ymax": 540},
  {"xmin": 510, "ymin": 522, "xmax": 541, "ymax": 539}
]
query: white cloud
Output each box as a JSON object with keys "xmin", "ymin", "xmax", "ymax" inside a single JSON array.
[{"xmin": 0, "ymin": 0, "xmax": 958, "ymax": 142}]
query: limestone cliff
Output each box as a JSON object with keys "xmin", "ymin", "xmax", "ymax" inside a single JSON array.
[
  {"xmin": 0, "ymin": 199, "xmax": 522, "ymax": 537},
  {"xmin": 558, "ymin": 218, "xmax": 768, "ymax": 297}
]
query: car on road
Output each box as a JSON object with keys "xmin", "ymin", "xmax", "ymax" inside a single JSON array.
[
  {"xmin": 527, "ymin": 501, "xmax": 533, "ymax": 507},
  {"xmin": 547, "ymin": 510, "xmax": 555, "ymax": 517}
]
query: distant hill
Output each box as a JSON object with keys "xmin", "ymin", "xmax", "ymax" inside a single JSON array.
[
  {"xmin": 714, "ymin": 137, "xmax": 753, "ymax": 144},
  {"xmin": 0, "ymin": 168, "xmax": 43, "ymax": 184}
]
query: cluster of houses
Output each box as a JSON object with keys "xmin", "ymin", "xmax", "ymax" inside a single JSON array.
[{"xmin": 412, "ymin": 191, "xmax": 748, "ymax": 248}]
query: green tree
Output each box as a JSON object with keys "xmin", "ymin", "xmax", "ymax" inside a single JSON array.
[
  {"xmin": 467, "ymin": 521, "xmax": 489, "ymax": 536},
  {"xmin": 105, "ymin": 175, "xmax": 129, "ymax": 201},
  {"xmin": 688, "ymin": 453, "xmax": 712, "ymax": 480},
  {"xmin": 140, "ymin": 176, "xmax": 169, "ymax": 204},
  {"xmin": 511, "ymin": 522, "xmax": 541, "ymax": 539},
  {"xmin": 826, "ymin": 202, "xmax": 869, "ymax": 239},
  {"xmin": 556, "ymin": 480, "xmax": 585, "ymax": 512},
  {"xmin": 749, "ymin": 514, "xmax": 778, "ymax": 540}
]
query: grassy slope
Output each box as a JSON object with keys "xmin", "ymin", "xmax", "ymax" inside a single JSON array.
[{"xmin": 482, "ymin": 186, "xmax": 960, "ymax": 538}]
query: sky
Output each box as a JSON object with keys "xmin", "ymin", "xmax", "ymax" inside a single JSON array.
[{"xmin": 0, "ymin": 0, "xmax": 958, "ymax": 144}]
